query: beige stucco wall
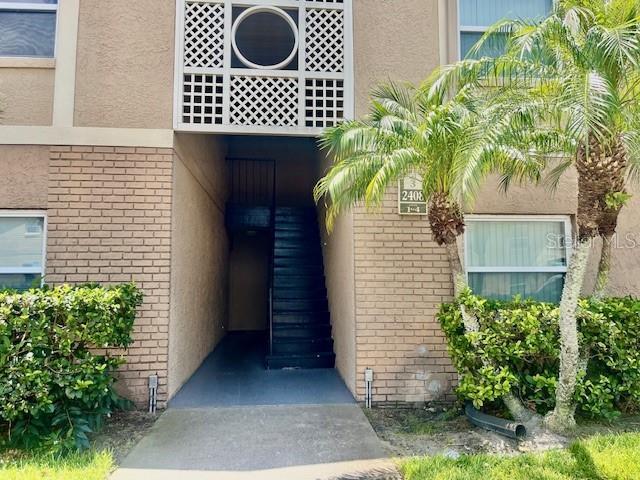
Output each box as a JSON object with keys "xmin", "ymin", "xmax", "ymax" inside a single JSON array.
[
  {"xmin": 606, "ymin": 184, "xmax": 640, "ymax": 297},
  {"xmin": 473, "ymin": 172, "xmax": 640, "ymax": 298},
  {"xmin": 168, "ymin": 134, "xmax": 229, "ymax": 398},
  {"xmin": 0, "ymin": 68, "xmax": 54, "ymax": 126},
  {"xmin": 319, "ymin": 205, "xmax": 357, "ymax": 394},
  {"xmin": 74, "ymin": 0, "xmax": 175, "ymax": 129},
  {"xmin": 0, "ymin": 145, "xmax": 49, "ymax": 208},
  {"xmin": 353, "ymin": 0, "xmax": 440, "ymax": 115}
]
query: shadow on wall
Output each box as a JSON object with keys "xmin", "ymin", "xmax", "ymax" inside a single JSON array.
[{"xmin": 228, "ymin": 230, "xmax": 271, "ymax": 332}]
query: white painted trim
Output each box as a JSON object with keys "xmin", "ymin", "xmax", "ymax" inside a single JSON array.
[
  {"xmin": 0, "ymin": 126, "xmax": 175, "ymax": 148},
  {"xmin": 460, "ymin": 26, "xmax": 490, "ymax": 33},
  {"xmin": 464, "ymin": 214, "xmax": 573, "ymax": 279},
  {"xmin": 455, "ymin": 0, "xmax": 461, "ymax": 60},
  {"xmin": 466, "ymin": 214, "xmax": 572, "ymax": 223},
  {"xmin": 0, "ymin": 57, "xmax": 55, "ymax": 68},
  {"xmin": 438, "ymin": 0, "xmax": 448, "ymax": 66},
  {"xmin": 466, "ymin": 266, "xmax": 568, "ymax": 273},
  {"xmin": 231, "ymin": 5, "xmax": 299, "ymax": 70},
  {"xmin": 175, "ymin": 122, "xmax": 320, "ymax": 136},
  {"xmin": 0, "ymin": 210, "xmax": 47, "ymax": 287},
  {"xmin": 297, "ymin": 3, "xmax": 307, "ymax": 126},
  {"xmin": 173, "ymin": 0, "xmax": 184, "ymax": 130},
  {"xmin": 0, "ymin": 2, "xmax": 57, "ymax": 11},
  {"xmin": 343, "ymin": 0, "xmax": 354, "ymax": 120},
  {"xmin": 52, "ymin": 0, "xmax": 79, "ymax": 127},
  {"xmin": 175, "ymin": 0, "xmax": 351, "ymax": 134},
  {"xmin": 0, "ymin": 267, "xmax": 42, "ymax": 274},
  {"xmin": 222, "ymin": 0, "xmax": 233, "ymax": 125}
]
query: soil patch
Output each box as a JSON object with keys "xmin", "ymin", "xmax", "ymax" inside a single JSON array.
[
  {"xmin": 92, "ymin": 410, "xmax": 159, "ymax": 464},
  {"xmin": 364, "ymin": 407, "xmax": 640, "ymax": 458}
]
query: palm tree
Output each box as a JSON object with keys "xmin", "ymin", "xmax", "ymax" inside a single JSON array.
[
  {"xmin": 314, "ymin": 81, "xmax": 554, "ymax": 422},
  {"xmin": 429, "ymin": 0, "xmax": 640, "ymax": 431}
]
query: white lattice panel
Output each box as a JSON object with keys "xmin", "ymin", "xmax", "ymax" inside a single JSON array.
[
  {"xmin": 182, "ymin": 74, "xmax": 224, "ymax": 125},
  {"xmin": 305, "ymin": 9, "xmax": 344, "ymax": 73},
  {"xmin": 184, "ymin": 2, "xmax": 225, "ymax": 68},
  {"xmin": 176, "ymin": 0, "xmax": 353, "ymax": 135},
  {"xmin": 305, "ymin": 78, "xmax": 345, "ymax": 128},
  {"xmin": 230, "ymin": 76, "xmax": 299, "ymax": 127}
]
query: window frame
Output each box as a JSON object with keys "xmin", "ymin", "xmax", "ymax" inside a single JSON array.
[
  {"xmin": 456, "ymin": 0, "xmax": 489, "ymax": 61},
  {"xmin": 464, "ymin": 214, "xmax": 573, "ymax": 284},
  {"xmin": 0, "ymin": 1, "xmax": 59, "ymax": 59},
  {"xmin": 0, "ymin": 210, "xmax": 47, "ymax": 286},
  {"xmin": 455, "ymin": 0, "xmax": 554, "ymax": 61}
]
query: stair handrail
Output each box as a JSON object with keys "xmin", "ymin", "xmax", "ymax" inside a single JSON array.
[{"xmin": 269, "ymin": 161, "xmax": 276, "ymax": 358}]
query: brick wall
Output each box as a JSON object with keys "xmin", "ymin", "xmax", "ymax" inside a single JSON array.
[
  {"xmin": 353, "ymin": 187, "xmax": 457, "ymax": 405},
  {"xmin": 46, "ymin": 145, "xmax": 173, "ymax": 406}
]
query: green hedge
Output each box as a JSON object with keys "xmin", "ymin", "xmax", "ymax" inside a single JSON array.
[
  {"xmin": 0, "ymin": 284, "xmax": 142, "ymax": 451},
  {"xmin": 439, "ymin": 292, "xmax": 640, "ymax": 420}
]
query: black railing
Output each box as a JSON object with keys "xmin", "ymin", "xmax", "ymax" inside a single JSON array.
[{"xmin": 268, "ymin": 163, "xmax": 277, "ymax": 357}]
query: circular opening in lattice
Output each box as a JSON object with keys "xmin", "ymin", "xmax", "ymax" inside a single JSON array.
[{"xmin": 232, "ymin": 6, "xmax": 298, "ymax": 70}]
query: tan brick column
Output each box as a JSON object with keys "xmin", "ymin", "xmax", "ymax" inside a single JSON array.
[{"xmin": 46, "ymin": 145, "xmax": 173, "ymax": 406}]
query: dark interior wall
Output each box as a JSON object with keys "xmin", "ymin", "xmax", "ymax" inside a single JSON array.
[
  {"xmin": 226, "ymin": 135, "xmax": 324, "ymax": 332},
  {"xmin": 226, "ymin": 136, "xmax": 322, "ymax": 206},
  {"xmin": 228, "ymin": 231, "xmax": 270, "ymax": 331}
]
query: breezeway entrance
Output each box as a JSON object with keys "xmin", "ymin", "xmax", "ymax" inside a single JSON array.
[
  {"xmin": 115, "ymin": 334, "xmax": 389, "ymax": 478},
  {"xmin": 168, "ymin": 332, "xmax": 353, "ymax": 408}
]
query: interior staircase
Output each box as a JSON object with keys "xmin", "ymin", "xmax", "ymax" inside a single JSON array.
[{"xmin": 266, "ymin": 206, "xmax": 336, "ymax": 369}]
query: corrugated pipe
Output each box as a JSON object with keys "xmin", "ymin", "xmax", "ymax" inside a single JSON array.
[{"xmin": 465, "ymin": 402, "xmax": 527, "ymax": 440}]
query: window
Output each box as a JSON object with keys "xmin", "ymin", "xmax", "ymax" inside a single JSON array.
[
  {"xmin": 0, "ymin": 1, "xmax": 58, "ymax": 58},
  {"xmin": 458, "ymin": 0, "xmax": 552, "ymax": 59},
  {"xmin": 0, "ymin": 212, "xmax": 46, "ymax": 291},
  {"xmin": 465, "ymin": 216, "xmax": 571, "ymax": 303}
]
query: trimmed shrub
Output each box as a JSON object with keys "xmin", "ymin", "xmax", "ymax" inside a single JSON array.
[
  {"xmin": 0, "ymin": 283, "xmax": 142, "ymax": 451},
  {"xmin": 439, "ymin": 292, "xmax": 640, "ymax": 420}
]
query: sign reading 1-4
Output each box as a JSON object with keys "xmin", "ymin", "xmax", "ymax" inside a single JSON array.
[{"xmin": 399, "ymin": 173, "xmax": 428, "ymax": 215}]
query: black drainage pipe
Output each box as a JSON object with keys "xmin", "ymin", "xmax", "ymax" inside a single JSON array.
[{"xmin": 465, "ymin": 402, "xmax": 527, "ymax": 440}]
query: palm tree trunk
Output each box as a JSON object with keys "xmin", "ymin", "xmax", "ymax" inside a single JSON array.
[
  {"xmin": 427, "ymin": 193, "xmax": 478, "ymax": 332},
  {"xmin": 443, "ymin": 241, "xmax": 479, "ymax": 332},
  {"xmin": 593, "ymin": 233, "xmax": 613, "ymax": 300},
  {"xmin": 544, "ymin": 238, "xmax": 591, "ymax": 432},
  {"xmin": 429, "ymin": 193, "xmax": 536, "ymax": 423},
  {"xmin": 544, "ymin": 138, "xmax": 627, "ymax": 433}
]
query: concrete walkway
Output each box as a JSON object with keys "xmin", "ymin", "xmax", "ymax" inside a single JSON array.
[
  {"xmin": 112, "ymin": 333, "xmax": 391, "ymax": 479},
  {"xmin": 170, "ymin": 333, "xmax": 355, "ymax": 408}
]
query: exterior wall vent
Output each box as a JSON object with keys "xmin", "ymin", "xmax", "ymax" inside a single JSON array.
[{"xmin": 174, "ymin": 0, "xmax": 354, "ymax": 136}]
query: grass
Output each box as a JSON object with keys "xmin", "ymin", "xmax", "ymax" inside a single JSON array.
[
  {"xmin": 401, "ymin": 432, "xmax": 640, "ymax": 480},
  {"xmin": 0, "ymin": 450, "xmax": 114, "ymax": 480}
]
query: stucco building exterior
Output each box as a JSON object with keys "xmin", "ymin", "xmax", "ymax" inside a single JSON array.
[{"xmin": 1, "ymin": 0, "xmax": 638, "ymax": 408}]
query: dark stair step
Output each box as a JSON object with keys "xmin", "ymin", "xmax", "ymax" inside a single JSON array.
[
  {"xmin": 273, "ymin": 275, "xmax": 326, "ymax": 288},
  {"xmin": 275, "ymin": 208, "xmax": 317, "ymax": 218},
  {"xmin": 273, "ymin": 298, "xmax": 328, "ymax": 312},
  {"xmin": 274, "ymin": 249, "xmax": 324, "ymax": 263},
  {"xmin": 272, "ymin": 337, "xmax": 334, "ymax": 355},
  {"xmin": 274, "ymin": 238, "xmax": 322, "ymax": 249},
  {"xmin": 273, "ymin": 311, "xmax": 330, "ymax": 324},
  {"xmin": 274, "ymin": 257, "xmax": 323, "ymax": 268},
  {"xmin": 274, "ymin": 265, "xmax": 324, "ymax": 277},
  {"xmin": 275, "ymin": 206, "xmax": 316, "ymax": 213},
  {"xmin": 274, "ymin": 229, "xmax": 320, "ymax": 239},
  {"xmin": 274, "ymin": 248, "xmax": 324, "ymax": 263},
  {"xmin": 273, "ymin": 286, "xmax": 327, "ymax": 300},
  {"xmin": 273, "ymin": 222, "xmax": 319, "ymax": 232},
  {"xmin": 266, "ymin": 352, "xmax": 336, "ymax": 370},
  {"xmin": 272, "ymin": 323, "xmax": 332, "ymax": 339}
]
